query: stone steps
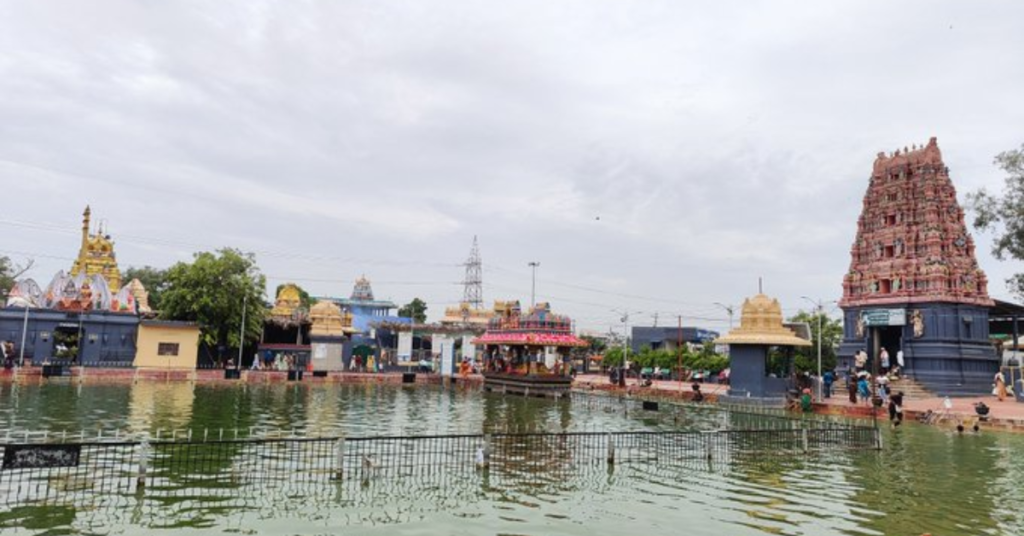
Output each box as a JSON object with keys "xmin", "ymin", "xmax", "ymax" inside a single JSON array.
[{"xmin": 887, "ymin": 377, "xmax": 934, "ymax": 400}]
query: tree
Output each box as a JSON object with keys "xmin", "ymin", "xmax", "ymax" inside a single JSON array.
[
  {"xmin": 0, "ymin": 256, "xmax": 34, "ymax": 298},
  {"xmin": 580, "ymin": 334, "xmax": 607, "ymax": 355},
  {"xmin": 787, "ymin": 310, "xmax": 843, "ymax": 373},
  {"xmin": 274, "ymin": 283, "xmax": 316, "ymax": 311},
  {"xmin": 603, "ymin": 346, "xmax": 627, "ymax": 368},
  {"xmin": 159, "ymin": 249, "xmax": 267, "ymax": 363},
  {"xmin": 968, "ymin": 144, "xmax": 1024, "ymax": 299},
  {"xmin": 123, "ymin": 265, "xmax": 169, "ymax": 310},
  {"xmin": 398, "ymin": 298, "xmax": 428, "ymax": 323}
]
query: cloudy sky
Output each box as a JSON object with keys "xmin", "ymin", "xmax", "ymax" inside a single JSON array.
[{"xmin": 2, "ymin": 0, "xmax": 1022, "ymax": 332}]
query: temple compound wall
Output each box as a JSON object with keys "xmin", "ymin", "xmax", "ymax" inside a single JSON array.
[{"xmin": 838, "ymin": 137, "xmax": 997, "ymax": 395}]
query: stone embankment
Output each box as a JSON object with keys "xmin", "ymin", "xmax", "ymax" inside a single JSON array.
[{"xmin": 0, "ymin": 365, "xmax": 484, "ymax": 387}]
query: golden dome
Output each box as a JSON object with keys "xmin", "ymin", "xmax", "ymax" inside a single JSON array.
[
  {"xmin": 715, "ymin": 294, "xmax": 811, "ymax": 347},
  {"xmin": 310, "ymin": 300, "xmax": 356, "ymax": 337},
  {"xmin": 271, "ymin": 283, "xmax": 302, "ymax": 317}
]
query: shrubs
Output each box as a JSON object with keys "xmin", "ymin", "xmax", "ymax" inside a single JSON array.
[{"xmin": 604, "ymin": 342, "xmax": 728, "ymax": 374}]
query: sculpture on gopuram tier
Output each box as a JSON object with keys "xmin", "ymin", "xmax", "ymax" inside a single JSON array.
[{"xmin": 839, "ymin": 137, "xmax": 993, "ymax": 308}]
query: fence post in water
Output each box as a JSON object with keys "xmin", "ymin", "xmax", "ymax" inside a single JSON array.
[
  {"xmin": 606, "ymin": 433, "xmax": 615, "ymax": 465},
  {"xmin": 334, "ymin": 437, "xmax": 346, "ymax": 480},
  {"xmin": 137, "ymin": 440, "xmax": 150, "ymax": 488},
  {"xmin": 703, "ymin": 432, "xmax": 713, "ymax": 461},
  {"xmin": 483, "ymin": 434, "xmax": 492, "ymax": 468},
  {"xmin": 801, "ymin": 428, "xmax": 809, "ymax": 454},
  {"xmin": 875, "ymin": 428, "xmax": 883, "ymax": 451}
]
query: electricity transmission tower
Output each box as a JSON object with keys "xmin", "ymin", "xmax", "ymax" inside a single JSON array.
[{"xmin": 462, "ymin": 236, "xmax": 483, "ymax": 308}]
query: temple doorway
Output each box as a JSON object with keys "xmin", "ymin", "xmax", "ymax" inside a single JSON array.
[
  {"xmin": 871, "ymin": 326, "xmax": 902, "ymax": 371},
  {"xmin": 53, "ymin": 326, "xmax": 81, "ymax": 363}
]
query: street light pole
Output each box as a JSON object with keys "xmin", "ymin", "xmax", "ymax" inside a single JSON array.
[
  {"xmin": 238, "ymin": 295, "xmax": 247, "ymax": 370},
  {"xmin": 801, "ymin": 296, "xmax": 827, "ymax": 400},
  {"xmin": 620, "ymin": 312, "xmax": 629, "ymax": 388},
  {"xmin": 19, "ymin": 304, "xmax": 29, "ymax": 367},
  {"xmin": 713, "ymin": 302, "xmax": 734, "ymax": 330},
  {"xmin": 528, "ymin": 262, "xmax": 540, "ymax": 308}
]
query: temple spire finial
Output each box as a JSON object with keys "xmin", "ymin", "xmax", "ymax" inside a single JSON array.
[{"xmin": 81, "ymin": 205, "xmax": 91, "ymax": 249}]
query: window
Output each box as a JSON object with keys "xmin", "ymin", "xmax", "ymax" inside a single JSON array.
[{"xmin": 157, "ymin": 343, "xmax": 180, "ymax": 356}]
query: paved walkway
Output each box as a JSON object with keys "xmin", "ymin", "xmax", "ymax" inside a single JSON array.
[{"xmin": 573, "ymin": 373, "xmax": 1024, "ymax": 427}]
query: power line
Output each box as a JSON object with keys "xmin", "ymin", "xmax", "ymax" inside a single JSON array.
[{"xmin": 0, "ymin": 218, "xmax": 462, "ymax": 268}]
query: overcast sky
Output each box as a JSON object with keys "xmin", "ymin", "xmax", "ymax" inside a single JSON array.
[{"xmin": 2, "ymin": 0, "xmax": 1022, "ymax": 332}]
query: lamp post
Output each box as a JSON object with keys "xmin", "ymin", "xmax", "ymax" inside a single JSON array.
[
  {"xmin": 528, "ymin": 262, "xmax": 540, "ymax": 308},
  {"xmin": 620, "ymin": 311, "xmax": 629, "ymax": 388},
  {"xmin": 238, "ymin": 295, "xmax": 247, "ymax": 370},
  {"xmin": 19, "ymin": 302, "xmax": 29, "ymax": 368},
  {"xmin": 713, "ymin": 302, "xmax": 734, "ymax": 330},
  {"xmin": 800, "ymin": 297, "xmax": 824, "ymax": 400},
  {"xmin": 611, "ymin": 309, "xmax": 634, "ymax": 388},
  {"xmin": 801, "ymin": 297, "xmax": 839, "ymax": 400}
]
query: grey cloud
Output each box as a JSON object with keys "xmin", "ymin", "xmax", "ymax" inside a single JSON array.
[{"xmin": 1, "ymin": 0, "xmax": 1023, "ymax": 331}]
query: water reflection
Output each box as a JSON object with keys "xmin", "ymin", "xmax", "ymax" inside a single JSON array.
[{"xmin": 3, "ymin": 382, "xmax": 1024, "ymax": 535}]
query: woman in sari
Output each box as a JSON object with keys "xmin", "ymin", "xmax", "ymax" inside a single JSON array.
[{"xmin": 995, "ymin": 370, "xmax": 1008, "ymax": 401}]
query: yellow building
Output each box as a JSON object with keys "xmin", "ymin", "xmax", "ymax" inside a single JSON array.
[
  {"xmin": 70, "ymin": 206, "xmax": 122, "ymax": 290},
  {"xmin": 134, "ymin": 321, "xmax": 201, "ymax": 369},
  {"xmin": 441, "ymin": 301, "xmax": 500, "ymax": 328}
]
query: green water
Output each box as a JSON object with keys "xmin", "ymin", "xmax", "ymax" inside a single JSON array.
[{"xmin": 1, "ymin": 382, "xmax": 1022, "ymax": 536}]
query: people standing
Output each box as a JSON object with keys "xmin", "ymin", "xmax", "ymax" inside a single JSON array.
[
  {"xmin": 995, "ymin": 369, "xmax": 1008, "ymax": 402},
  {"xmin": 877, "ymin": 374, "xmax": 890, "ymax": 404},
  {"xmin": 854, "ymin": 349, "xmax": 867, "ymax": 372},
  {"xmin": 847, "ymin": 371, "xmax": 858, "ymax": 404},
  {"xmin": 823, "ymin": 369, "xmax": 834, "ymax": 398},
  {"xmin": 857, "ymin": 374, "xmax": 870, "ymax": 403},
  {"xmin": 880, "ymin": 347, "xmax": 890, "ymax": 375}
]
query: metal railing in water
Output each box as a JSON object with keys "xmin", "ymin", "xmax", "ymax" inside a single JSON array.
[{"xmin": 0, "ymin": 424, "xmax": 880, "ymax": 506}]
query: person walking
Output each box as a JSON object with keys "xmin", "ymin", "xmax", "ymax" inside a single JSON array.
[
  {"xmin": 823, "ymin": 369, "xmax": 834, "ymax": 399},
  {"xmin": 888, "ymin": 390, "xmax": 905, "ymax": 427},
  {"xmin": 995, "ymin": 369, "xmax": 1008, "ymax": 402}
]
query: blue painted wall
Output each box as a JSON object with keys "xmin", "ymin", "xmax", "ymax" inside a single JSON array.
[
  {"xmin": 723, "ymin": 345, "xmax": 791, "ymax": 405},
  {"xmin": 838, "ymin": 304, "xmax": 997, "ymax": 395},
  {"xmin": 0, "ymin": 307, "xmax": 138, "ymax": 365}
]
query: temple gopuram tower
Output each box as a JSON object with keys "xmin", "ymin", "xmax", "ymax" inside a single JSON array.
[
  {"xmin": 70, "ymin": 205, "xmax": 122, "ymax": 290},
  {"xmin": 838, "ymin": 137, "xmax": 996, "ymax": 395}
]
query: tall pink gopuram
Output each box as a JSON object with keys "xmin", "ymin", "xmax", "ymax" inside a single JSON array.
[{"xmin": 837, "ymin": 137, "xmax": 997, "ymax": 395}]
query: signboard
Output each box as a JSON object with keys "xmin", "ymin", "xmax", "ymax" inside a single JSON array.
[
  {"xmin": 862, "ymin": 309, "xmax": 906, "ymax": 327},
  {"xmin": 461, "ymin": 336, "xmax": 476, "ymax": 362},
  {"xmin": 397, "ymin": 332, "xmax": 413, "ymax": 360},
  {"xmin": 3, "ymin": 444, "xmax": 81, "ymax": 470},
  {"xmin": 313, "ymin": 343, "xmax": 327, "ymax": 360},
  {"xmin": 435, "ymin": 335, "xmax": 454, "ymax": 377}
]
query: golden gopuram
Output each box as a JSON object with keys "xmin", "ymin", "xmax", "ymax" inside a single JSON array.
[{"xmin": 70, "ymin": 205, "xmax": 122, "ymax": 290}]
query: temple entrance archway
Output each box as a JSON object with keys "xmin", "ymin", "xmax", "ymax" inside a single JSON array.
[{"xmin": 871, "ymin": 326, "xmax": 902, "ymax": 372}]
